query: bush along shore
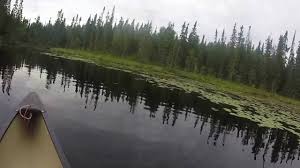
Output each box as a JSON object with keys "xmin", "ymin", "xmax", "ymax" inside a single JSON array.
[{"xmin": 48, "ymin": 48, "xmax": 300, "ymax": 137}]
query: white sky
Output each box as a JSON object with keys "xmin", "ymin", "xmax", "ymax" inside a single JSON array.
[{"xmin": 21, "ymin": 0, "xmax": 300, "ymax": 45}]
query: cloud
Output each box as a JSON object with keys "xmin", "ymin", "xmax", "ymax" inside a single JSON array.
[{"xmin": 22, "ymin": 0, "xmax": 300, "ymax": 45}]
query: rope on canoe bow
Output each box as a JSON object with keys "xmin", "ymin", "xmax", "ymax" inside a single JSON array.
[{"xmin": 18, "ymin": 105, "xmax": 33, "ymax": 120}]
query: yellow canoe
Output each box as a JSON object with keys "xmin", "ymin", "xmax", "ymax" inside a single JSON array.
[{"xmin": 0, "ymin": 93, "xmax": 70, "ymax": 168}]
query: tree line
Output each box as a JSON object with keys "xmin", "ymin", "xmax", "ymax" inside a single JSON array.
[{"xmin": 1, "ymin": 1, "xmax": 300, "ymax": 99}]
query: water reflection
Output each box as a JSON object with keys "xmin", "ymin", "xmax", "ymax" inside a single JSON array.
[
  {"xmin": 1, "ymin": 66, "xmax": 14, "ymax": 95},
  {"xmin": 0, "ymin": 48, "xmax": 300, "ymax": 168}
]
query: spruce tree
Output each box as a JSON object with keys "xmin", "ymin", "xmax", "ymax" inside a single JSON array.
[
  {"xmin": 295, "ymin": 42, "xmax": 300, "ymax": 98},
  {"xmin": 186, "ymin": 21, "xmax": 199, "ymax": 71},
  {"xmin": 16, "ymin": 0, "xmax": 23, "ymax": 20},
  {"xmin": 283, "ymin": 31, "xmax": 296, "ymax": 96},
  {"xmin": 265, "ymin": 36, "xmax": 273, "ymax": 90},
  {"xmin": 236, "ymin": 25, "xmax": 245, "ymax": 81},
  {"xmin": 274, "ymin": 31, "xmax": 288, "ymax": 92},
  {"xmin": 175, "ymin": 22, "xmax": 189, "ymax": 68},
  {"xmin": 220, "ymin": 29, "xmax": 226, "ymax": 46},
  {"xmin": 226, "ymin": 23, "xmax": 237, "ymax": 80},
  {"xmin": 230, "ymin": 23, "xmax": 237, "ymax": 48},
  {"xmin": 157, "ymin": 23, "xmax": 176, "ymax": 65},
  {"xmin": 214, "ymin": 29, "xmax": 218, "ymax": 44},
  {"xmin": 11, "ymin": 0, "xmax": 19, "ymax": 17}
]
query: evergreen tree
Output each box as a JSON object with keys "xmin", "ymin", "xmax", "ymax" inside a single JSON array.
[
  {"xmin": 230, "ymin": 23, "xmax": 237, "ymax": 48},
  {"xmin": 138, "ymin": 22, "xmax": 154, "ymax": 61},
  {"xmin": 214, "ymin": 29, "xmax": 218, "ymax": 44},
  {"xmin": 273, "ymin": 31, "xmax": 288, "ymax": 92},
  {"xmin": 236, "ymin": 25, "xmax": 245, "ymax": 81},
  {"xmin": 255, "ymin": 41, "xmax": 265, "ymax": 87},
  {"xmin": 283, "ymin": 31, "xmax": 296, "ymax": 96},
  {"xmin": 175, "ymin": 22, "xmax": 189, "ymax": 68},
  {"xmin": 220, "ymin": 29, "xmax": 226, "ymax": 46},
  {"xmin": 186, "ymin": 22, "xmax": 199, "ymax": 71},
  {"xmin": 11, "ymin": 0, "xmax": 19, "ymax": 18},
  {"xmin": 157, "ymin": 23, "xmax": 176, "ymax": 65},
  {"xmin": 16, "ymin": 0, "xmax": 23, "ymax": 20},
  {"xmin": 102, "ymin": 7, "xmax": 115, "ymax": 51},
  {"xmin": 245, "ymin": 26, "xmax": 256, "ymax": 85},
  {"xmin": 217, "ymin": 29, "xmax": 227, "ymax": 77},
  {"xmin": 264, "ymin": 36, "xmax": 274, "ymax": 90},
  {"xmin": 295, "ymin": 42, "xmax": 300, "ymax": 98},
  {"xmin": 111, "ymin": 17, "xmax": 124, "ymax": 55},
  {"xmin": 226, "ymin": 23, "xmax": 238, "ymax": 80},
  {"xmin": 51, "ymin": 10, "xmax": 67, "ymax": 47}
]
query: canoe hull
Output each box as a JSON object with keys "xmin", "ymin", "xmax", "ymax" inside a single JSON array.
[{"xmin": 0, "ymin": 93, "xmax": 70, "ymax": 168}]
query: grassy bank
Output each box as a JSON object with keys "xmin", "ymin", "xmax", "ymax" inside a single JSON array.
[
  {"xmin": 50, "ymin": 48, "xmax": 299, "ymax": 106},
  {"xmin": 49, "ymin": 48, "xmax": 300, "ymax": 136}
]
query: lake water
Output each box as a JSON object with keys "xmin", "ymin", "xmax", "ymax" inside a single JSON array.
[{"xmin": 0, "ymin": 48, "xmax": 299, "ymax": 168}]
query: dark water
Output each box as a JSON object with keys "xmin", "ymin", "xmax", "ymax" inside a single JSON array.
[{"xmin": 0, "ymin": 48, "xmax": 300, "ymax": 168}]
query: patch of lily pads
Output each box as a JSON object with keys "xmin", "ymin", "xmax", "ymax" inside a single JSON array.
[
  {"xmin": 154, "ymin": 76, "xmax": 300, "ymax": 137},
  {"xmin": 156, "ymin": 77, "xmax": 300, "ymax": 137}
]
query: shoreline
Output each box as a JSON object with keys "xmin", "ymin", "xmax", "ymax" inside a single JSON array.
[{"xmin": 48, "ymin": 48, "xmax": 300, "ymax": 137}]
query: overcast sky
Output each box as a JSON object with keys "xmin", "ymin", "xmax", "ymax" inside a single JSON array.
[{"xmin": 22, "ymin": 0, "xmax": 300, "ymax": 45}]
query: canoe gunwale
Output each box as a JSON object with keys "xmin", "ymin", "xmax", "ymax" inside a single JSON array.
[
  {"xmin": 0, "ymin": 93, "xmax": 71, "ymax": 168},
  {"xmin": 0, "ymin": 109, "xmax": 17, "ymax": 141},
  {"xmin": 42, "ymin": 110, "xmax": 71, "ymax": 168}
]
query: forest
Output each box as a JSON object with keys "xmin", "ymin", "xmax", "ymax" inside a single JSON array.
[{"xmin": 1, "ymin": 0, "xmax": 300, "ymax": 99}]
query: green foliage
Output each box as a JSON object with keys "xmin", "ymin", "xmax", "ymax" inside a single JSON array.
[
  {"xmin": 1, "ymin": 3, "xmax": 300, "ymax": 100},
  {"xmin": 0, "ymin": 0, "xmax": 26, "ymax": 44}
]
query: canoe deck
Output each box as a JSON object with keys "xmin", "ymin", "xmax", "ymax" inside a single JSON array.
[{"xmin": 0, "ymin": 93, "xmax": 69, "ymax": 168}]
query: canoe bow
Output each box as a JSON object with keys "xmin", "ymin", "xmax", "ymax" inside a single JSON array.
[{"xmin": 0, "ymin": 92, "xmax": 70, "ymax": 168}]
